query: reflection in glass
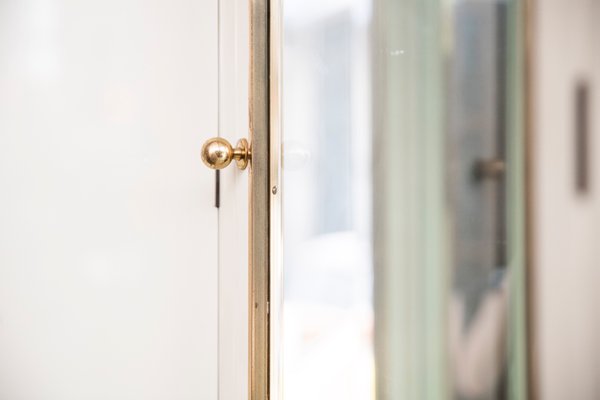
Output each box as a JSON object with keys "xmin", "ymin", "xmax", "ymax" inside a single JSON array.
[
  {"xmin": 282, "ymin": 1, "xmax": 374, "ymax": 399},
  {"xmin": 281, "ymin": 0, "xmax": 527, "ymax": 399}
]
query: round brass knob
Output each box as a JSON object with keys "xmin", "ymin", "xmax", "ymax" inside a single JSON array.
[{"xmin": 201, "ymin": 137, "xmax": 250, "ymax": 170}]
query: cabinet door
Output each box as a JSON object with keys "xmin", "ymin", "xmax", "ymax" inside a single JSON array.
[{"xmin": 0, "ymin": 1, "xmax": 223, "ymax": 399}]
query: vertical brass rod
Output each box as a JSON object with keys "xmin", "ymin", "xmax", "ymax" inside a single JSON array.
[{"xmin": 249, "ymin": 0, "xmax": 270, "ymax": 398}]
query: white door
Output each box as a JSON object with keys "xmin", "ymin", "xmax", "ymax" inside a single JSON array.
[{"xmin": 0, "ymin": 1, "xmax": 248, "ymax": 399}]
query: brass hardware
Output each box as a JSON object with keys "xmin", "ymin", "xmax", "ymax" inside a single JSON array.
[
  {"xmin": 249, "ymin": 0, "xmax": 272, "ymax": 398},
  {"xmin": 201, "ymin": 137, "xmax": 250, "ymax": 170}
]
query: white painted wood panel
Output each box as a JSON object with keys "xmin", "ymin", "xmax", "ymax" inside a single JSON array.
[
  {"xmin": 217, "ymin": 0, "xmax": 250, "ymax": 398},
  {"xmin": 0, "ymin": 1, "xmax": 219, "ymax": 399}
]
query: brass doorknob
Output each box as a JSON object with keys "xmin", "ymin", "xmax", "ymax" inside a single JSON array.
[{"xmin": 201, "ymin": 137, "xmax": 250, "ymax": 170}]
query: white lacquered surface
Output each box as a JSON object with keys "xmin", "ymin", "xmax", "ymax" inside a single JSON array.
[
  {"xmin": 0, "ymin": 1, "xmax": 218, "ymax": 399},
  {"xmin": 217, "ymin": 0, "xmax": 250, "ymax": 398}
]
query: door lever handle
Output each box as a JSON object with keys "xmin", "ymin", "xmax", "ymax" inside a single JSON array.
[{"xmin": 201, "ymin": 137, "xmax": 250, "ymax": 170}]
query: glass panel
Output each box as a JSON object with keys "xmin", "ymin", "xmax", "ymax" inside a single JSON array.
[
  {"xmin": 282, "ymin": 2, "xmax": 374, "ymax": 399},
  {"xmin": 280, "ymin": 0, "xmax": 528, "ymax": 399}
]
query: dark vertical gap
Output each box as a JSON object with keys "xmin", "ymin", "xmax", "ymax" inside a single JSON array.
[
  {"xmin": 524, "ymin": 1, "xmax": 538, "ymax": 399},
  {"xmin": 575, "ymin": 81, "xmax": 590, "ymax": 195},
  {"xmin": 266, "ymin": 3, "xmax": 272, "ymax": 399},
  {"xmin": 215, "ymin": 170, "xmax": 221, "ymax": 208},
  {"xmin": 496, "ymin": 0, "xmax": 508, "ymax": 270},
  {"xmin": 495, "ymin": 2, "xmax": 508, "ymax": 399}
]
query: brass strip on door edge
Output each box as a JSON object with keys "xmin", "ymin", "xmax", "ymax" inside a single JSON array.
[{"xmin": 249, "ymin": 0, "xmax": 271, "ymax": 398}]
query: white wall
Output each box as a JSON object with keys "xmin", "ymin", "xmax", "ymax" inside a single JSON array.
[{"xmin": 533, "ymin": 0, "xmax": 600, "ymax": 398}]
